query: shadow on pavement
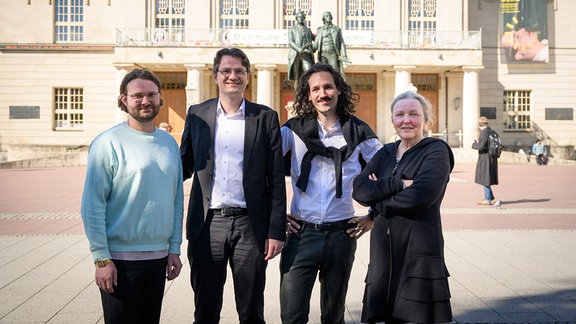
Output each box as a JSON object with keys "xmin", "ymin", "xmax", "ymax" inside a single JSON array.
[
  {"xmin": 453, "ymin": 287, "xmax": 576, "ymax": 323},
  {"xmin": 501, "ymin": 198, "xmax": 551, "ymax": 205}
]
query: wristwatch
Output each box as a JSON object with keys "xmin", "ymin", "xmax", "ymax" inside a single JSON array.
[{"xmin": 95, "ymin": 259, "xmax": 112, "ymax": 268}]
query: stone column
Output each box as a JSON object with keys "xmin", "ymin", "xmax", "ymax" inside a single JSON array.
[
  {"xmin": 462, "ymin": 66, "xmax": 484, "ymax": 146},
  {"xmin": 184, "ymin": 64, "xmax": 206, "ymax": 107},
  {"xmin": 393, "ymin": 65, "xmax": 415, "ymax": 96},
  {"xmin": 255, "ymin": 64, "xmax": 276, "ymax": 109}
]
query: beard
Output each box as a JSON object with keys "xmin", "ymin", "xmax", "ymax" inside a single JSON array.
[{"xmin": 127, "ymin": 104, "xmax": 161, "ymax": 123}]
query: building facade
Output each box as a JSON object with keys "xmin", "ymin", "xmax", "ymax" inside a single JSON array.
[{"xmin": 1, "ymin": 0, "xmax": 575, "ymax": 162}]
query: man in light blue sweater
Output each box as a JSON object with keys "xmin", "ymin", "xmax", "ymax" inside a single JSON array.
[{"xmin": 81, "ymin": 69, "xmax": 184, "ymax": 324}]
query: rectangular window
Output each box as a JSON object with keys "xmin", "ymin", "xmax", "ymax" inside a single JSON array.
[
  {"xmin": 346, "ymin": 0, "xmax": 374, "ymax": 30},
  {"xmin": 407, "ymin": 0, "xmax": 436, "ymax": 47},
  {"xmin": 156, "ymin": 72, "xmax": 187, "ymax": 90},
  {"xmin": 408, "ymin": 0, "xmax": 437, "ymax": 31},
  {"xmin": 54, "ymin": 88, "xmax": 84, "ymax": 130},
  {"xmin": 412, "ymin": 74, "xmax": 438, "ymax": 91},
  {"xmin": 220, "ymin": 0, "xmax": 249, "ymax": 29},
  {"xmin": 155, "ymin": 0, "xmax": 186, "ymax": 44},
  {"xmin": 346, "ymin": 73, "xmax": 376, "ymax": 91},
  {"xmin": 283, "ymin": 0, "xmax": 312, "ymax": 29},
  {"xmin": 54, "ymin": 0, "xmax": 84, "ymax": 43},
  {"xmin": 503, "ymin": 90, "xmax": 531, "ymax": 130}
]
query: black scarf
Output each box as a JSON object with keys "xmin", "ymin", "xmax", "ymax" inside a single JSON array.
[{"xmin": 284, "ymin": 115, "xmax": 377, "ymax": 198}]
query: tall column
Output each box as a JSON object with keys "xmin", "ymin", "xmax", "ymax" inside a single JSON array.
[
  {"xmin": 113, "ymin": 64, "xmax": 137, "ymax": 124},
  {"xmin": 255, "ymin": 64, "xmax": 276, "ymax": 109},
  {"xmin": 462, "ymin": 66, "xmax": 483, "ymax": 146},
  {"xmin": 381, "ymin": 71, "xmax": 396, "ymax": 139},
  {"xmin": 184, "ymin": 64, "xmax": 205, "ymax": 107},
  {"xmin": 393, "ymin": 65, "xmax": 415, "ymax": 96}
]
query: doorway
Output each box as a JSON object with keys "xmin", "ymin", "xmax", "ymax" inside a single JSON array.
[
  {"xmin": 155, "ymin": 72, "xmax": 187, "ymax": 144},
  {"xmin": 412, "ymin": 73, "xmax": 439, "ymax": 133},
  {"xmin": 346, "ymin": 73, "xmax": 377, "ymax": 132}
]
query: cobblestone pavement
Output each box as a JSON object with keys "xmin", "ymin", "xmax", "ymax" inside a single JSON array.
[{"xmin": 0, "ymin": 164, "xmax": 575, "ymax": 323}]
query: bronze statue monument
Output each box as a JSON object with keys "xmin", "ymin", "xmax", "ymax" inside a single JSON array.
[
  {"xmin": 287, "ymin": 11, "xmax": 315, "ymax": 87},
  {"xmin": 314, "ymin": 11, "xmax": 350, "ymax": 78}
]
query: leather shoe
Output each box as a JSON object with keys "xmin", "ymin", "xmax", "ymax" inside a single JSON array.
[{"xmin": 477, "ymin": 200, "xmax": 492, "ymax": 205}]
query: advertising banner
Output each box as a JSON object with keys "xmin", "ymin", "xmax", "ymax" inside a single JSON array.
[{"xmin": 500, "ymin": 0, "xmax": 549, "ymax": 63}]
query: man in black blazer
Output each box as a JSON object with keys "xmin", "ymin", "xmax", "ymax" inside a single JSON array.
[{"xmin": 180, "ymin": 47, "xmax": 286, "ymax": 323}]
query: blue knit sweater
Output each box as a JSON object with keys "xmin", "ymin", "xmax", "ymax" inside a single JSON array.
[{"xmin": 81, "ymin": 122, "xmax": 184, "ymax": 262}]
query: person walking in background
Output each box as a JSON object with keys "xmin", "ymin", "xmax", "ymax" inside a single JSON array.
[
  {"xmin": 280, "ymin": 63, "xmax": 382, "ymax": 324},
  {"xmin": 472, "ymin": 116, "xmax": 499, "ymax": 205},
  {"xmin": 314, "ymin": 11, "xmax": 350, "ymax": 78},
  {"xmin": 532, "ymin": 139, "xmax": 548, "ymax": 165},
  {"xmin": 179, "ymin": 47, "xmax": 286, "ymax": 324},
  {"xmin": 81, "ymin": 69, "xmax": 184, "ymax": 324},
  {"xmin": 352, "ymin": 90, "xmax": 453, "ymax": 324},
  {"xmin": 287, "ymin": 10, "xmax": 315, "ymax": 88}
]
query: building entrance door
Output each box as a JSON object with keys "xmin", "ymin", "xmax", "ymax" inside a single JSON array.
[
  {"xmin": 412, "ymin": 74, "xmax": 439, "ymax": 133},
  {"xmin": 154, "ymin": 72, "xmax": 187, "ymax": 144},
  {"xmin": 347, "ymin": 73, "xmax": 377, "ymax": 132},
  {"xmin": 155, "ymin": 90, "xmax": 187, "ymax": 144},
  {"xmin": 279, "ymin": 73, "xmax": 295, "ymax": 125}
]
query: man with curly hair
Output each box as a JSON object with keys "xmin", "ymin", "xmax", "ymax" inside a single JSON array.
[{"xmin": 279, "ymin": 63, "xmax": 382, "ymax": 324}]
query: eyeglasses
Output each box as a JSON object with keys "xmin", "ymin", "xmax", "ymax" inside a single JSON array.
[
  {"xmin": 217, "ymin": 68, "xmax": 247, "ymax": 77},
  {"xmin": 128, "ymin": 92, "xmax": 159, "ymax": 102}
]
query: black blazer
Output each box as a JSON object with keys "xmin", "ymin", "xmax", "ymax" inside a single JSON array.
[{"xmin": 180, "ymin": 98, "xmax": 286, "ymax": 251}]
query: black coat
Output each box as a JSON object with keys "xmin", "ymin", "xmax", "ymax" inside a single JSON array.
[
  {"xmin": 472, "ymin": 126, "xmax": 499, "ymax": 186},
  {"xmin": 180, "ymin": 98, "xmax": 287, "ymax": 251},
  {"xmin": 353, "ymin": 137, "xmax": 453, "ymax": 323}
]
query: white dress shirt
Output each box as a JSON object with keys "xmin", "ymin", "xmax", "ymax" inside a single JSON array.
[
  {"xmin": 281, "ymin": 119, "xmax": 382, "ymax": 223},
  {"xmin": 209, "ymin": 99, "xmax": 247, "ymax": 209}
]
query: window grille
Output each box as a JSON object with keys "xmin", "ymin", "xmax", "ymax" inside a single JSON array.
[
  {"xmin": 155, "ymin": 0, "xmax": 185, "ymax": 43},
  {"xmin": 346, "ymin": 73, "xmax": 376, "ymax": 91},
  {"xmin": 54, "ymin": 0, "xmax": 84, "ymax": 43},
  {"xmin": 346, "ymin": 0, "xmax": 374, "ymax": 30},
  {"xmin": 156, "ymin": 72, "xmax": 187, "ymax": 90},
  {"xmin": 412, "ymin": 74, "xmax": 438, "ymax": 91},
  {"xmin": 408, "ymin": 0, "xmax": 436, "ymax": 47},
  {"xmin": 54, "ymin": 88, "xmax": 84, "ymax": 130},
  {"xmin": 220, "ymin": 0, "xmax": 249, "ymax": 29},
  {"xmin": 503, "ymin": 90, "xmax": 531, "ymax": 130},
  {"xmin": 283, "ymin": 0, "xmax": 312, "ymax": 29},
  {"xmin": 408, "ymin": 0, "xmax": 437, "ymax": 31}
]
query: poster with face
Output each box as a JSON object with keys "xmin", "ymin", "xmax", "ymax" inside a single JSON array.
[{"xmin": 500, "ymin": 0, "xmax": 549, "ymax": 63}]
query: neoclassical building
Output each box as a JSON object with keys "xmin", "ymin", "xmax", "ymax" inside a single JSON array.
[{"xmin": 1, "ymin": 0, "xmax": 575, "ymax": 162}]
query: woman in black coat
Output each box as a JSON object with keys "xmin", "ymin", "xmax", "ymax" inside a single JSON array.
[{"xmin": 353, "ymin": 91, "xmax": 453, "ymax": 323}]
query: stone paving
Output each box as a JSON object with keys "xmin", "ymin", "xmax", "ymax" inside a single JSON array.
[{"xmin": 0, "ymin": 163, "xmax": 575, "ymax": 323}]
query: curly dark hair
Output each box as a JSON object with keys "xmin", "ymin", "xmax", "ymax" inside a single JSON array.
[{"xmin": 292, "ymin": 63, "xmax": 358, "ymax": 119}]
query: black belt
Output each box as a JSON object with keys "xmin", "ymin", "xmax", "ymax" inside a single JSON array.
[
  {"xmin": 210, "ymin": 207, "xmax": 247, "ymax": 216},
  {"xmin": 300, "ymin": 219, "xmax": 355, "ymax": 231}
]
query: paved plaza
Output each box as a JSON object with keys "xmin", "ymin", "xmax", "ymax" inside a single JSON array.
[{"xmin": 1, "ymin": 163, "xmax": 575, "ymax": 323}]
